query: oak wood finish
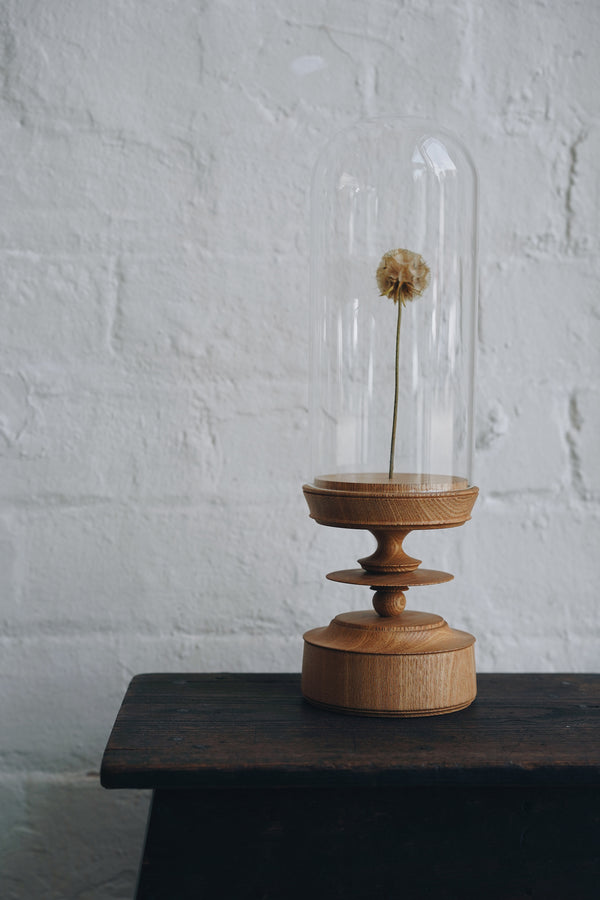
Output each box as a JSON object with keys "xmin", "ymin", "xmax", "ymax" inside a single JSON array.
[
  {"xmin": 303, "ymin": 477, "xmax": 478, "ymax": 531},
  {"xmin": 326, "ymin": 566, "xmax": 454, "ymax": 618},
  {"xmin": 314, "ymin": 472, "xmax": 470, "ymax": 493},
  {"xmin": 359, "ymin": 527, "xmax": 421, "ymax": 572},
  {"xmin": 371, "ymin": 587, "xmax": 407, "ymax": 616},
  {"xmin": 302, "ymin": 476, "xmax": 479, "ymax": 716},
  {"xmin": 303, "ymin": 611, "xmax": 476, "ymax": 716},
  {"xmin": 326, "ymin": 567, "xmax": 453, "ymax": 586}
]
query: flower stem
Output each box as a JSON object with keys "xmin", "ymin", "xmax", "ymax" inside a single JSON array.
[{"xmin": 389, "ymin": 300, "xmax": 402, "ymax": 479}]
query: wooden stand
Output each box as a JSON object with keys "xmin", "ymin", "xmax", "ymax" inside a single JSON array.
[{"xmin": 302, "ymin": 474, "xmax": 479, "ymax": 717}]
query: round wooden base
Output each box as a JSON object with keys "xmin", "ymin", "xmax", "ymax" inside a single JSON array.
[{"xmin": 302, "ymin": 610, "xmax": 476, "ymax": 717}]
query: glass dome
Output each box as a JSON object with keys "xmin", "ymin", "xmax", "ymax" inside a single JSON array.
[{"xmin": 308, "ymin": 117, "xmax": 478, "ymax": 494}]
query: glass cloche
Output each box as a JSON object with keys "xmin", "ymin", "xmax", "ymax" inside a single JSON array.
[{"xmin": 307, "ymin": 117, "xmax": 478, "ymax": 495}]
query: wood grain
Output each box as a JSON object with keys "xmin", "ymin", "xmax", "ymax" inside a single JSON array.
[
  {"xmin": 302, "ymin": 611, "xmax": 476, "ymax": 716},
  {"xmin": 326, "ymin": 567, "xmax": 453, "ymax": 587},
  {"xmin": 371, "ymin": 588, "xmax": 407, "ymax": 616},
  {"xmin": 100, "ymin": 674, "xmax": 600, "ymax": 790},
  {"xmin": 325, "ymin": 568, "xmax": 454, "ymax": 617},
  {"xmin": 358, "ymin": 527, "xmax": 421, "ymax": 572},
  {"xmin": 314, "ymin": 472, "xmax": 469, "ymax": 493},
  {"xmin": 302, "ymin": 476, "xmax": 480, "ymax": 713},
  {"xmin": 303, "ymin": 480, "xmax": 478, "ymax": 530},
  {"xmin": 102, "ymin": 677, "xmax": 600, "ymax": 898}
]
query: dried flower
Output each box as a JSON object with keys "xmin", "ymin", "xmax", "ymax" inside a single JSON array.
[
  {"xmin": 376, "ymin": 248, "xmax": 430, "ymax": 306},
  {"xmin": 378, "ymin": 248, "xmax": 430, "ymax": 479}
]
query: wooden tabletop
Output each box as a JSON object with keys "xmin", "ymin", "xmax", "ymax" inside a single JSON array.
[{"xmin": 100, "ymin": 673, "xmax": 600, "ymax": 790}]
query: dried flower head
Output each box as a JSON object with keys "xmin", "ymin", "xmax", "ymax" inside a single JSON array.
[{"xmin": 376, "ymin": 248, "xmax": 430, "ymax": 306}]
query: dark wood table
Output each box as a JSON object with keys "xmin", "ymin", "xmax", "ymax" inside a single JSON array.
[{"xmin": 101, "ymin": 673, "xmax": 600, "ymax": 899}]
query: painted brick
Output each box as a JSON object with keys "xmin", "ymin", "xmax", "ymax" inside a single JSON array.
[{"xmin": 1, "ymin": 1, "xmax": 599, "ymax": 896}]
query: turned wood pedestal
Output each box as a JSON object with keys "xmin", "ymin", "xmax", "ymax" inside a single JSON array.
[
  {"xmin": 302, "ymin": 476, "xmax": 479, "ymax": 716},
  {"xmin": 101, "ymin": 673, "xmax": 600, "ymax": 899}
]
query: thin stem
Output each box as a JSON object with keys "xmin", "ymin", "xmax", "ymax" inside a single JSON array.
[{"xmin": 389, "ymin": 299, "xmax": 402, "ymax": 479}]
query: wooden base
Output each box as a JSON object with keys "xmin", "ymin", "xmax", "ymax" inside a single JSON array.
[
  {"xmin": 301, "ymin": 476, "xmax": 479, "ymax": 717},
  {"xmin": 302, "ymin": 610, "xmax": 476, "ymax": 717}
]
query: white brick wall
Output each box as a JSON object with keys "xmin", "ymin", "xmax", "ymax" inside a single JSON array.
[{"xmin": 1, "ymin": 1, "xmax": 598, "ymax": 895}]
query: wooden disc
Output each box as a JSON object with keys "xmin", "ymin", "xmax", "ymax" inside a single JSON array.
[
  {"xmin": 326, "ymin": 567, "xmax": 453, "ymax": 587},
  {"xmin": 314, "ymin": 472, "xmax": 469, "ymax": 494}
]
